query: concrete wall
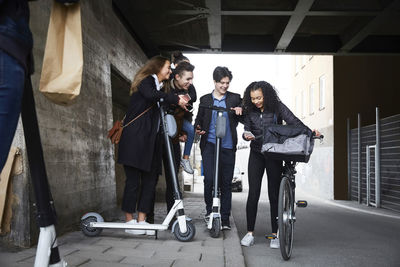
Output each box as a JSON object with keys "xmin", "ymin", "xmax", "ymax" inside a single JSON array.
[
  {"xmin": 333, "ymin": 55, "xmax": 400, "ymax": 200},
  {"xmin": 291, "ymin": 56, "xmax": 334, "ymax": 199},
  {"xmin": 1, "ymin": 0, "xmax": 148, "ymax": 247}
]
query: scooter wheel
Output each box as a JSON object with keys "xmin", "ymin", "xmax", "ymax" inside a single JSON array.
[
  {"xmin": 81, "ymin": 216, "xmax": 103, "ymax": 237},
  {"xmin": 210, "ymin": 217, "xmax": 221, "ymax": 238},
  {"xmin": 173, "ymin": 220, "xmax": 196, "ymax": 242}
]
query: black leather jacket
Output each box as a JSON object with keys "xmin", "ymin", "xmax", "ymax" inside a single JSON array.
[{"xmin": 243, "ymin": 101, "xmax": 309, "ymax": 152}]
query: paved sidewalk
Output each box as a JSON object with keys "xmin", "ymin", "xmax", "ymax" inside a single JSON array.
[{"xmin": 0, "ymin": 193, "xmax": 245, "ymax": 267}]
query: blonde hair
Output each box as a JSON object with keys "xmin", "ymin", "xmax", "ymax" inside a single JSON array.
[{"xmin": 130, "ymin": 56, "xmax": 170, "ymax": 95}]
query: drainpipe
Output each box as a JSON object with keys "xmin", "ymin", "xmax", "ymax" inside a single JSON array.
[
  {"xmin": 357, "ymin": 113, "xmax": 361, "ymax": 204},
  {"xmin": 347, "ymin": 118, "xmax": 351, "ymax": 200},
  {"xmin": 375, "ymin": 107, "xmax": 381, "ymax": 208}
]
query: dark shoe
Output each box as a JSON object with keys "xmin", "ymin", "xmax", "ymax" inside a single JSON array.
[
  {"xmin": 146, "ymin": 213, "xmax": 154, "ymax": 224},
  {"xmin": 222, "ymin": 221, "xmax": 231, "ymax": 230}
]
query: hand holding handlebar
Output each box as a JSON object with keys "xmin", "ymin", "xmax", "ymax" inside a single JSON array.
[{"xmin": 195, "ymin": 125, "xmax": 206, "ymax": 135}]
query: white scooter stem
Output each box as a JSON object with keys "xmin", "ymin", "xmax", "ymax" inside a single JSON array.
[
  {"xmin": 34, "ymin": 225, "xmax": 67, "ymax": 267},
  {"xmin": 163, "ymin": 200, "xmax": 187, "ymax": 233},
  {"xmin": 207, "ymin": 198, "xmax": 221, "ymax": 229}
]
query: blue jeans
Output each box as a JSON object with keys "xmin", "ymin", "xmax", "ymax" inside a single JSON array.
[
  {"xmin": 0, "ymin": 50, "xmax": 25, "ymax": 171},
  {"xmin": 182, "ymin": 119, "xmax": 194, "ymax": 157},
  {"xmin": 202, "ymin": 142, "xmax": 235, "ymax": 222}
]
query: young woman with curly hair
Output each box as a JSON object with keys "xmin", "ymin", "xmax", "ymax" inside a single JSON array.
[{"xmin": 240, "ymin": 81, "xmax": 320, "ymax": 248}]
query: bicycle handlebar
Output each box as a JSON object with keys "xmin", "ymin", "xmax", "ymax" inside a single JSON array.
[
  {"xmin": 312, "ymin": 134, "xmax": 324, "ymax": 140},
  {"xmin": 248, "ymin": 133, "xmax": 323, "ymax": 141}
]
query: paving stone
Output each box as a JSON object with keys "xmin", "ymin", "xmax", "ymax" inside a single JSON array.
[
  {"xmin": 59, "ymin": 243, "xmax": 112, "ymax": 254},
  {"xmin": 152, "ymin": 250, "xmax": 201, "ymax": 261},
  {"xmin": 224, "ymin": 253, "xmax": 246, "ymax": 267},
  {"xmin": 71, "ymin": 250, "xmax": 125, "ymax": 263},
  {"xmin": 0, "ymin": 250, "xmax": 36, "ymax": 264},
  {"xmin": 172, "ymin": 258, "xmax": 224, "ymax": 267},
  {"xmin": 62, "ymin": 254, "xmax": 92, "ymax": 266},
  {"xmin": 202, "ymin": 238, "xmax": 224, "ymax": 247},
  {"xmin": 199, "ymin": 253, "xmax": 224, "ymax": 264},
  {"xmin": 91, "ymin": 238, "xmax": 141, "ymax": 248},
  {"xmin": 120, "ymin": 256, "xmax": 173, "ymax": 267},
  {"xmin": 105, "ymin": 246, "xmax": 155, "ymax": 258},
  {"xmin": 136, "ymin": 242, "xmax": 182, "ymax": 253},
  {"xmin": 180, "ymin": 244, "xmax": 223, "ymax": 255},
  {"xmin": 79, "ymin": 259, "xmax": 141, "ymax": 267}
]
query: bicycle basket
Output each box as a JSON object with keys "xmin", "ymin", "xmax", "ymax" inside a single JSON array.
[{"xmin": 261, "ymin": 125, "xmax": 314, "ymax": 163}]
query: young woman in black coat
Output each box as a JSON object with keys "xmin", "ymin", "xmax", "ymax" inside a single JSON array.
[
  {"xmin": 240, "ymin": 81, "xmax": 320, "ymax": 247},
  {"xmin": 117, "ymin": 56, "xmax": 188, "ymax": 235}
]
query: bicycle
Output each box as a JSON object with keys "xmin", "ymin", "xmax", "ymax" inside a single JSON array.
[{"xmin": 273, "ymin": 134, "xmax": 323, "ymax": 260}]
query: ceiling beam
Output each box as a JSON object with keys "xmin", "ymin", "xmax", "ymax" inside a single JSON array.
[
  {"xmin": 275, "ymin": 0, "xmax": 315, "ymax": 52},
  {"xmin": 338, "ymin": 0, "xmax": 400, "ymax": 53},
  {"xmin": 164, "ymin": 40, "xmax": 202, "ymax": 51},
  {"xmin": 168, "ymin": 10, "xmax": 379, "ymax": 16},
  {"xmin": 205, "ymin": 0, "xmax": 222, "ymax": 50}
]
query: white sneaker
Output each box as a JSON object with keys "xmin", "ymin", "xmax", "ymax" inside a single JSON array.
[
  {"xmin": 241, "ymin": 233, "xmax": 254, "ymax": 247},
  {"xmin": 125, "ymin": 219, "xmax": 145, "ymax": 235},
  {"xmin": 270, "ymin": 237, "xmax": 280, "ymax": 249},
  {"xmin": 138, "ymin": 221, "xmax": 156, "ymax": 236},
  {"xmin": 181, "ymin": 158, "xmax": 194, "ymax": 174}
]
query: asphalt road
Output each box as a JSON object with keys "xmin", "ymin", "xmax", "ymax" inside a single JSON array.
[{"xmin": 232, "ymin": 179, "xmax": 400, "ymax": 267}]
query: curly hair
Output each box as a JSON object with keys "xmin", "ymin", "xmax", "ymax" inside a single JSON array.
[{"xmin": 242, "ymin": 81, "xmax": 280, "ymax": 114}]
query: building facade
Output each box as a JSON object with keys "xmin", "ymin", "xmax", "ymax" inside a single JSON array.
[{"xmin": 291, "ymin": 55, "xmax": 334, "ymax": 199}]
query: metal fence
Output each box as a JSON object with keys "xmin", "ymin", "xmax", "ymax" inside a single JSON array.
[{"xmin": 348, "ymin": 108, "xmax": 400, "ymax": 212}]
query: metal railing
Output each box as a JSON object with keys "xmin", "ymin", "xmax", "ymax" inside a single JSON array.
[{"xmin": 348, "ymin": 107, "xmax": 400, "ymax": 212}]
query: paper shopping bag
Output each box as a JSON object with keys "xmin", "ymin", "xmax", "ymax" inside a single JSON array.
[{"xmin": 39, "ymin": 1, "xmax": 83, "ymax": 106}]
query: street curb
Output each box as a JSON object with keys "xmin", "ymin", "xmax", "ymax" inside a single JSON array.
[
  {"xmin": 298, "ymin": 190, "xmax": 400, "ymax": 220},
  {"xmin": 223, "ymin": 216, "xmax": 246, "ymax": 267}
]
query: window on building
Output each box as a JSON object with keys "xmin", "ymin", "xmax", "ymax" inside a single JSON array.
[
  {"xmin": 319, "ymin": 75, "xmax": 326, "ymax": 110},
  {"xmin": 309, "ymin": 84, "xmax": 314, "ymax": 115},
  {"xmin": 302, "ymin": 90, "xmax": 306, "ymax": 118},
  {"xmin": 301, "ymin": 55, "xmax": 307, "ymax": 68},
  {"xmin": 295, "ymin": 56, "xmax": 300, "ymax": 74}
]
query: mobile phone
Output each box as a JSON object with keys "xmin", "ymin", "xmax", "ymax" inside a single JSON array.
[{"xmin": 186, "ymin": 104, "xmax": 194, "ymax": 113}]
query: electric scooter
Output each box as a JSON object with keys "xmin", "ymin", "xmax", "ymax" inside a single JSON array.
[
  {"xmin": 80, "ymin": 99, "xmax": 196, "ymax": 242},
  {"xmin": 199, "ymin": 105, "xmax": 230, "ymax": 238}
]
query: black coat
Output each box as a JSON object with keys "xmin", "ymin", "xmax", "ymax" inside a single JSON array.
[
  {"xmin": 243, "ymin": 101, "xmax": 309, "ymax": 152},
  {"xmin": 194, "ymin": 91, "xmax": 243, "ymax": 152},
  {"xmin": 118, "ymin": 76, "xmax": 178, "ymax": 172}
]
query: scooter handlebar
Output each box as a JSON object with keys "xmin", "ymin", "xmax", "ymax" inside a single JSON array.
[{"xmin": 198, "ymin": 104, "xmax": 236, "ymax": 113}]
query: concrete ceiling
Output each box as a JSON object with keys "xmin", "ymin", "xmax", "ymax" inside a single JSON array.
[{"xmin": 112, "ymin": 0, "xmax": 400, "ymax": 57}]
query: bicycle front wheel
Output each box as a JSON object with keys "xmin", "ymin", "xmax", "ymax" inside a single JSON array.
[{"xmin": 278, "ymin": 176, "xmax": 294, "ymax": 260}]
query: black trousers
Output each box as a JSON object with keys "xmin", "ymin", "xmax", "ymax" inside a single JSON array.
[
  {"xmin": 246, "ymin": 149, "xmax": 282, "ymax": 233},
  {"xmin": 202, "ymin": 142, "xmax": 235, "ymax": 222},
  {"xmin": 121, "ymin": 164, "xmax": 158, "ymax": 214}
]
